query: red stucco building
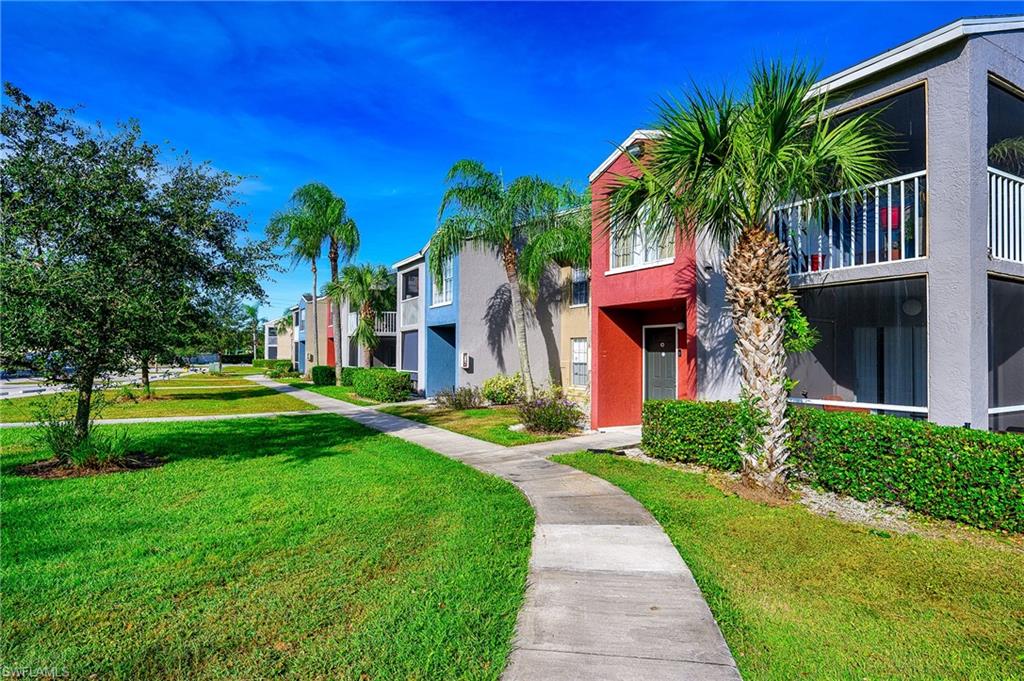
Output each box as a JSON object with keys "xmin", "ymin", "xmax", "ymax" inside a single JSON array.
[{"xmin": 589, "ymin": 130, "xmax": 698, "ymax": 428}]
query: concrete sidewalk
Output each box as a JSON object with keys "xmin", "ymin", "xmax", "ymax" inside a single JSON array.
[{"xmin": 250, "ymin": 375, "xmax": 741, "ymax": 680}]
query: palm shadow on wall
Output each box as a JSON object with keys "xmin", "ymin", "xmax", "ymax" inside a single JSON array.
[{"xmin": 483, "ymin": 277, "xmax": 562, "ymax": 385}]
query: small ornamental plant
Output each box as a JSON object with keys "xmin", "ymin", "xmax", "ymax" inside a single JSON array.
[{"xmin": 481, "ymin": 373, "xmax": 524, "ymax": 405}]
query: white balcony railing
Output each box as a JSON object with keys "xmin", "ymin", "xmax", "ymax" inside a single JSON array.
[
  {"xmin": 989, "ymin": 166, "xmax": 1024, "ymax": 264},
  {"xmin": 400, "ymin": 297, "xmax": 420, "ymax": 327},
  {"xmin": 375, "ymin": 311, "xmax": 397, "ymax": 335},
  {"xmin": 772, "ymin": 171, "xmax": 927, "ymax": 275},
  {"xmin": 346, "ymin": 311, "xmax": 397, "ymax": 335}
]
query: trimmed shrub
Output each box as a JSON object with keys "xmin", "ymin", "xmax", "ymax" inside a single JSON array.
[
  {"xmin": 311, "ymin": 365, "xmax": 335, "ymax": 386},
  {"xmin": 789, "ymin": 408, "xmax": 1024, "ymax": 533},
  {"xmin": 252, "ymin": 359, "xmax": 273, "ymax": 368},
  {"xmin": 641, "ymin": 400, "xmax": 1024, "ymax": 532},
  {"xmin": 642, "ymin": 400, "xmax": 742, "ymax": 470},
  {"xmin": 435, "ymin": 386, "xmax": 485, "ymax": 410},
  {"xmin": 482, "ymin": 373, "xmax": 524, "ymax": 405},
  {"xmin": 340, "ymin": 366, "xmax": 364, "ymax": 386},
  {"xmin": 352, "ymin": 368, "xmax": 412, "ymax": 403},
  {"xmin": 266, "ymin": 369, "xmax": 300, "ymax": 379},
  {"xmin": 517, "ymin": 396, "xmax": 583, "ymax": 434}
]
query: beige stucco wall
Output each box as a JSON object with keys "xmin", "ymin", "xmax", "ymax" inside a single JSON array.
[
  {"xmin": 557, "ymin": 266, "xmax": 591, "ymax": 405},
  {"xmin": 276, "ymin": 324, "xmax": 294, "ymax": 361}
]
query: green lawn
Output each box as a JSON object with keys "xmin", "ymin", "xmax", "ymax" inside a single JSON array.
[
  {"xmin": 554, "ymin": 452, "xmax": 1024, "ymax": 680},
  {"xmin": 275, "ymin": 379, "xmax": 379, "ymax": 406},
  {"xmin": 0, "ymin": 384, "xmax": 314, "ymax": 423},
  {"xmin": 1, "ymin": 416, "xmax": 534, "ymax": 680},
  {"xmin": 379, "ymin": 404, "xmax": 561, "ymax": 446},
  {"xmin": 217, "ymin": 365, "xmax": 265, "ymax": 375}
]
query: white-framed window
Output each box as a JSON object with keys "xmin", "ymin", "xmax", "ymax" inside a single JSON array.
[
  {"xmin": 432, "ymin": 257, "xmax": 453, "ymax": 306},
  {"xmin": 611, "ymin": 201, "xmax": 674, "ymax": 270},
  {"xmin": 571, "ymin": 337, "xmax": 589, "ymax": 387},
  {"xmin": 570, "ymin": 267, "xmax": 589, "ymax": 306}
]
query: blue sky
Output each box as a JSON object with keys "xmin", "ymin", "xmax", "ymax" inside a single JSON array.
[{"xmin": 2, "ymin": 2, "xmax": 1009, "ymax": 320}]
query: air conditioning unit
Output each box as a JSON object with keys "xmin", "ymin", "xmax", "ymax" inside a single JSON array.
[{"xmin": 460, "ymin": 352, "xmax": 470, "ymax": 369}]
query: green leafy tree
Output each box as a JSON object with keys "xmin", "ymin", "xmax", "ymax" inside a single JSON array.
[
  {"xmin": 326, "ymin": 264, "xmax": 393, "ymax": 368},
  {"xmin": 0, "ymin": 84, "xmax": 271, "ymax": 446},
  {"xmin": 608, "ymin": 62, "xmax": 887, "ymax": 491},
  {"xmin": 430, "ymin": 160, "xmax": 587, "ymax": 399}
]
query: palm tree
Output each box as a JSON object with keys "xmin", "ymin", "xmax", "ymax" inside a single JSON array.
[
  {"xmin": 430, "ymin": 160, "xmax": 587, "ymax": 400},
  {"xmin": 609, "ymin": 61, "xmax": 888, "ymax": 491},
  {"xmin": 242, "ymin": 304, "xmax": 265, "ymax": 360},
  {"xmin": 275, "ymin": 308, "xmax": 294, "ymax": 336},
  {"xmin": 326, "ymin": 264, "xmax": 393, "ymax": 368},
  {"xmin": 519, "ymin": 203, "xmax": 592, "ymax": 295},
  {"xmin": 325, "ymin": 209, "xmax": 359, "ymax": 385},
  {"xmin": 269, "ymin": 183, "xmax": 352, "ymax": 377}
]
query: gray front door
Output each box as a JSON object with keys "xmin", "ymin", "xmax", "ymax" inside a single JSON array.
[{"xmin": 644, "ymin": 327, "xmax": 676, "ymax": 400}]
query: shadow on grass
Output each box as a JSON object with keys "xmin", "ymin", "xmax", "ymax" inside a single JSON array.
[
  {"xmin": 0, "ymin": 415, "xmax": 388, "ymax": 476},
  {"xmin": 146, "ymin": 388, "xmax": 284, "ymax": 402},
  {"xmin": 130, "ymin": 415, "xmax": 382, "ymax": 466}
]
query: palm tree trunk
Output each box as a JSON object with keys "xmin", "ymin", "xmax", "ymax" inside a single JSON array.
[
  {"xmin": 361, "ymin": 306, "xmax": 374, "ymax": 367},
  {"xmin": 502, "ymin": 242, "xmax": 536, "ymax": 400},
  {"xmin": 329, "ymin": 246, "xmax": 343, "ymax": 385},
  {"xmin": 310, "ymin": 264, "xmax": 320, "ymax": 376},
  {"xmin": 724, "ymin": 227, "xmax": 791, "ymax": 492}
]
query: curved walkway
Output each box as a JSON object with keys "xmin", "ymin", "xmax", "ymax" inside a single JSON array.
[{"xmin": 250, "ymin": 375, "xmax": 740, "ymax": 680}]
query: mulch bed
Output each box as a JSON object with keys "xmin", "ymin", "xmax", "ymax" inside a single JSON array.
[{"xmin": 13, "ymin": 452, "xmax": 165, "ymax": 480}]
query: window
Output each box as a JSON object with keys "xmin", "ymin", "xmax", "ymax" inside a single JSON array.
[
  {"xmin": 989, "ymin": 277, "xmax": 1024, "ymax": 432},
  {"xmin": 432, "ymin": 257, "xmax": 453, "ymax": 306},
  {"xmin": 835, "ymin": 85, "xmax": 926, "ymax": 176},
  {"xmin": 611, "ymin": 201, "xmax": 674, "ymax": 270},
  {"xmin": 571, "ymin": 337, "xmax": 589, "ymax": 387},
  {"xmin": 787, "ymin": 278, "xmax": 927, "ymax": 415},
  {"xmin": 988, "ymin": 80, "xmax": 1024, "ymax": 177},
  {"xmin": 402, "ymin": 270, "xmax": 419, "ymax": 300},
  {"xmin": 570, "ymin": 268, "xmax": 589, "ymax": 306}
]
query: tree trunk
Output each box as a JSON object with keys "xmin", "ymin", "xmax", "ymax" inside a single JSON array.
[
  {"xmin": 252, "ymin": 328, "xmax": 258, "ymax": 360},
  {"xmin": 502, "ymin": 241, "xmax": 536, "ymax": 400},
  {"xmin": 723, "ymin": 227, "xmax": 792, "ymax": 492},
  {"xmin": 362, "ymin": 306, "xmax": 374, "ymax": 367},
  {"xmin": 140, "ymin": 358, "xmax": 150, "ymax": 390},
  {"xmin": 329, "ymin": 246, "xmax": 343, "ymax": 385},
  {"xmin": 309, "ymin": 264, "xmax": 320, "ymax": 377},
  {"xmin": 73, "ymin": 369, "xmax": 96, "ymax": 446}
]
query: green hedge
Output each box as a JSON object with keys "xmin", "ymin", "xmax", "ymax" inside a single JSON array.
[
  {"xmin": 311, "ymin": 365, "xmax": 335, "ymax": 386},
  {"xmin": 340, "ymin": 366, "xmax": 363, "ymax": 386},
  {"xmin": 641, "ymin": 400, "xmax": 1024, "ymax": 532},
  {"xmin": 252, "ymin": 359, "xmax": 272, "ymax": 368},
  {"xmin": 352, "ymin": 368, "xmax": 412, "ymax": 403},
  {"xmin": 265, "ymin": 359, "xmax": 293, "ymax": 373}
]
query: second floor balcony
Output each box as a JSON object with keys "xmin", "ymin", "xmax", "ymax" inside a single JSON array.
[
  {"xmin": 772, "ymin": 171, "xmax": 928, "ymax": 276},
  {"xmin": 347, "ymin": 310, "xmax": 398, "ymax": 336},
  {"xmin": 989, "ymin": 166, "xmax": 1024, "ymax": 264}
]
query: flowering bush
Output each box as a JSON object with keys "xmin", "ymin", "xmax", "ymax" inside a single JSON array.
[{"xmin": 516, "ymin": 396, "xmax": 583, "ymax": 433}]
